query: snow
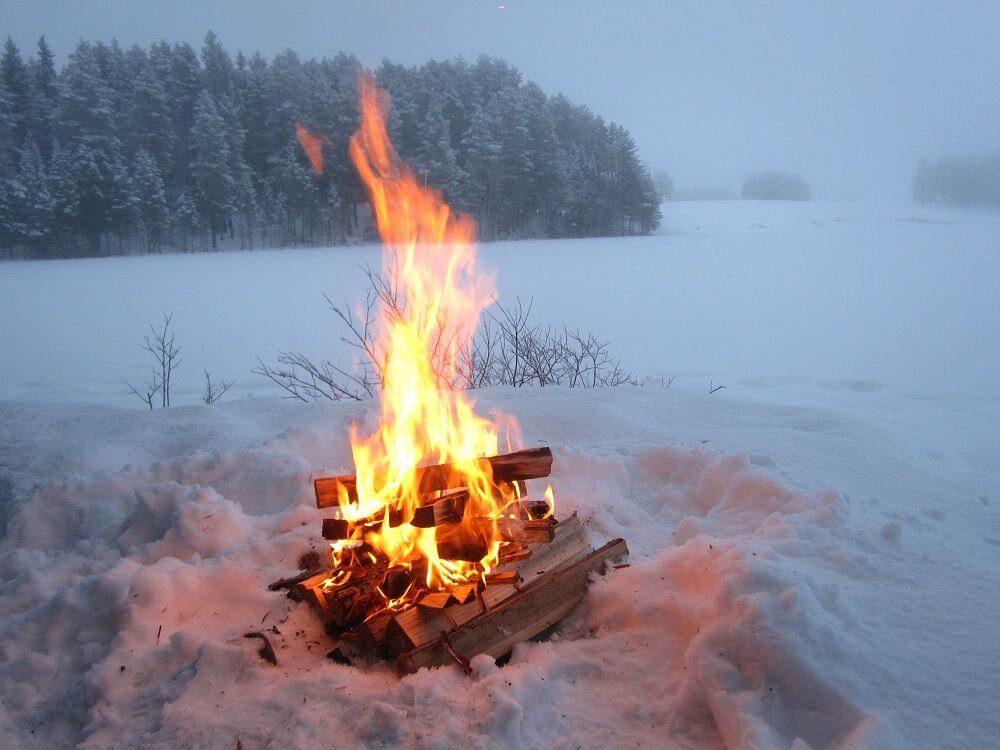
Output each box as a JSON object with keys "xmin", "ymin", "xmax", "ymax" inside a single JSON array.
[{"xmin": 1, "ymin": 201, "xmax": 999, "ymax": 748}]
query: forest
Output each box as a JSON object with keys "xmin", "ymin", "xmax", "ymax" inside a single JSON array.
[
  {"xmin": 0, "ymin": 33, "xmax": 662, "ymax": 259},
  {"xmin": 913, "ymin": 151, "xmax": 1000, "ymax": 209}
]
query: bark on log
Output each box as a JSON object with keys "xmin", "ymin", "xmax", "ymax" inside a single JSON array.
[{"xmin": 314, "ymin": 447, "xmax": 553, "ymax": 508}]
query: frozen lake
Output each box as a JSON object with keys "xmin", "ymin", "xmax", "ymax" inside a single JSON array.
[{"xmin": 1, "ymin": 200, "xmax": 998, "ymax": 406}]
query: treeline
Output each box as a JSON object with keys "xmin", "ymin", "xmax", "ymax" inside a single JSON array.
[
  {"xmin": 0, "ymin": 33, "xmax": 661, "ymax": 259},
  {"xmin": 913, "ymin": 152, "xmax": 1000, "ymax": 209}
]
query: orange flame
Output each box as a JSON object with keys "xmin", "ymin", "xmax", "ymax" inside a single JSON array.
[
  {"xmin": 319, "ymin": 73, "xmax": 522, "ymax": 589},
  {"xmin": 295, "ymin": 122, "xmax": 330, "ymax": 174}
]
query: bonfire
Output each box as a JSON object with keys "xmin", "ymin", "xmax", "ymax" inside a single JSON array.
[{"xmin": 272, "ymin": 75, "xmax": 627, "ymax": 673}]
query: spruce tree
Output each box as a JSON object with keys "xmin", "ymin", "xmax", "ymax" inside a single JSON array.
[
  {"xmin": 29, "ymin": 36, "xmax": 57, "ymax": 162},
  {"xmin": 189, "ymin": 90, "xmax": 234, "ymax": 248},
  {"xmin": 132, "ymin": 148, "xmax": 169, "ymax": 251}
]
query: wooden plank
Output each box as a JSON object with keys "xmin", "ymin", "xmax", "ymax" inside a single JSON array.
[
  {"xmin": 386, "ymin": 514, "xmax": 590, "ymax": 652},
  {"xmin": 397, "ymin": 537, "xmax": 629, "ymax": 673},
  {"xmin": 314, "ymin": 447, "xmax": 553, "ymax": 508}
]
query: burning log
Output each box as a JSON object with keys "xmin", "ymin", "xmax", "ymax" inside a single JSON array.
[
  {"xmin": 313, "ymin": 446, "xmax": 553, "ymax": 508},
  {"xmin": 321, "ymin": 490, "xmax": 467, "ymax": 540}
]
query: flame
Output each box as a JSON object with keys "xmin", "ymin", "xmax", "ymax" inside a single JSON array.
[
  {"xmin": 306, "ymin": 74, "xmax": 526, "ymax": 590},
  {"xmin": 295, "ymin": 122, "xmax": 329, "ymax": 174}
]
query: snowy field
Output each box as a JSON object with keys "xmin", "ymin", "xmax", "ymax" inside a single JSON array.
[{"xmin": 1, "ymin": 201, "xmax": 999, "ymax": 748}]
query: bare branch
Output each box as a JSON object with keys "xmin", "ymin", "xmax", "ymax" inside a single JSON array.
[{"xmin": 202, "ymin": 370, "xmax": 235, "ymax": 404}]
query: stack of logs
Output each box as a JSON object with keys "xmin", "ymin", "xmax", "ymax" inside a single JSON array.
[{"xmin": 273, "ymin": 447, "xmax": 628, "ymax": 674}]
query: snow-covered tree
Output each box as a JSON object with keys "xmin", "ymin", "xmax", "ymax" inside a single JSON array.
[
  {"xmin": 132, "ymin": 148, "xmax": 169, "ymax": 252},
  {"xmin": 189, "ymin": 91, "xmax": 236, "ymax": 248}
]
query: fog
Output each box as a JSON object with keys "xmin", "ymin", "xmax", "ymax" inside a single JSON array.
[{"xmin": 6, "ymin": 0, "xmax": 1000, "ymax": 199}]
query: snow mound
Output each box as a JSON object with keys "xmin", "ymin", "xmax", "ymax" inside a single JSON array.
[{"xmin": 0, "ymin": 392, "xmax": 897, "ymax": 749}]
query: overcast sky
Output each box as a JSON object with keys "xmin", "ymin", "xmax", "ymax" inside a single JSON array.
[{"xmin": 5, "ymin": 0, "xmax": 1000, "ymax": 199}]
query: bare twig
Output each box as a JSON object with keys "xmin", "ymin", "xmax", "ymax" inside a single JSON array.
[
  {"xmin": 125, "ymin": 312, "xmax": 179, "ymax": 408},
  {"xmin": 256, "ymin": 272, "xmax": 635, "ymax": 399},
  {"xmin": 202, "ymin": 369, "xmax": 235, "ymax": 404}
]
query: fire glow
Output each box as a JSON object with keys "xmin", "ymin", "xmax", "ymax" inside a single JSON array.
[{"xmin": 297, "ymin": 75, "xmax": 552, "ymax": 602}]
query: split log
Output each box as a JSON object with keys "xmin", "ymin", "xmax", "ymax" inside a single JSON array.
[
  {"xmin": 392, "ymin": 536, "xmax": 629, "ymax": 673},
  {"xmin": 314, "ymin": 447, "xmax": 553, "ymax": 508},
  {"xmin": 295, "ymin": 561, "xmax": 389, "ymax": 630},
  {"xmin": 410, "ymin": 489, "xmax": 468, "ymax": 528},
  {"xmin": 384, "ymin": 513, "xmax": 595, "ymax": 659},
  {"xmin": 498, "ymin": 516, "xmax": 556, "ymax": 544},
  {"xmin": 322, "ymin": 490, "xmax": 469, "ymax": 540}
]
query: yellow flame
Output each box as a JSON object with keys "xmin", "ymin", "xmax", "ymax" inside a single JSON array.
[{"xmin": 336, "ymin": 73, "xmax": 519, "ymax": 588}]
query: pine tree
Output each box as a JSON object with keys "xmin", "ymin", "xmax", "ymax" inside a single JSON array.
[
  {"xmin": 46, "ymin": 141, "xmax": 79, "ymax": 252},
  {"xmin": 190, "ymin": 90, "xmax": 234, "ymax": 248},
  {"xmin": 171, "ymin": 190, "xmax": 200, "ymax": 252},
  {"xmin": 132, "ymin": 148, "xmax": 169, "ymax": 252},
  {"xmin": 201, "ymin": 30, "xmax": 233, "ymax": 101},
  {"xmin": 28, "ymin": 36, "xmax": 57, "ymax": 162},
  {"xmin": 415, "ymin": 98, "xmax": 463, "ymax": 204},
  {"xmin": 56, "ymin": 43, "xmax": 134, "ymax": 253},
  {"xmin": 12, "ymin": 139, "xmax": 54, "ymax": 249},
  {"xmin": 269, "ymin": 139, "xmax": 319, "ymax": 245},
  {"xmin": 1, "ymin": 38, "xmax": 28, "ymax": 152},
  {"xmin": 168, "ymin": 42, "xmax": 203, "ymax": 187},
  {"xmin": 126, "ymin": 64, "xmax": 174, "ymax": 174}
]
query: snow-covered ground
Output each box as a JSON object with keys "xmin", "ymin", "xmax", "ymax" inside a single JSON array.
[{"xmin": 1, "ymin": 201, "xmax": 999, "ymax": 748}]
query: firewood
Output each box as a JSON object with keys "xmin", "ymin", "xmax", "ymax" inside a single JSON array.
[
  {"xmin": 418, "ymin": 591, "xmax": 453, "ymax": 609},
  {"xmin": 498, "ymin": 516, "xmax": 556, "ymax": 544},
  {"xmin": 296, "ymin": 562, "xmax": 389, "ymax": 629},
  {"xmin": 435, "ymin": 539, "xmax": 490, "ymax": 562},
  {"xmin": 450, "ymin": 583, "xmax": 478, "ymax": 605},
  {"xmin": 359, "ymin": 610, "xmax": 394, "ymax": 652},
  {"xmin": 410, "ymin": 489, "xmax": 468, "ymax": 528},
  {"xmin": 381, "ymin": 566, "xmax": 413, "ymax": 599},
  {"xmin": 385, "ymin": 513, "xmax": 593, "ymax": 656},
  {"xmin": 314, "ymin": 447, "xmax": 553, "ymax": 508},
  {"xmin": 498, "ymin": 543, "xmax": 532, "ymax": 565},
  {"xmin": 394, "ymin": 536, "xmax": 629, "ymax": 673},
  {"xmin": 484, "ymin": 570, "xmax": 520, "ymax": 586}
]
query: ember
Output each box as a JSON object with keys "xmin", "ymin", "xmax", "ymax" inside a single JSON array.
[{"xmin": 280, "ymin": 75, "xmax": 628, "ymax": 672}]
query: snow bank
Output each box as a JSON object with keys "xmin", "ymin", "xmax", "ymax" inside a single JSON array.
[{"xmin": 4, "ymin": 382, "xmax": 996, "ymax": 748}]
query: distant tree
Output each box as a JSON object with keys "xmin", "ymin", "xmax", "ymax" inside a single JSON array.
[
  {"xmin": 1, "ymin": 39, "xmax": 29, "ymax": 150},
  {"xmin": 913, "ymin": 152, "xmax": 1000, "ymax": 208},
  {"xmin": 414, "ymin": 97, "xmax": 463, "ymax": 204},
  {"xmin": 189, "ymin": 90, "xmax": 234, "ymax": 248},
  {"xmin": 132, "ymin": 148, "xmax": 170, "ymax": 252},
  {"xmin": 200, "ymin": 30, "xmax": 233, "ymax": 101},
  {"xmin": 171, "ymin": 190, "xmax": 200, "ymax": 251},
  {"xmin": 10, "ymin": 140, "xmax": 54, "ymax": 249},
  {"xmin": 28, "ymin": 36, "xmax": 57, "ymax": 162},
  {"xmin": 126, "ymin": 65, "xmax": 175, "ymax": 173},
  {"xmin": 741, "ymin": 171, "xmax": 811, "ymax": 201},
  {"xmin": 653, "ymin": 169, "xmax": 673, "ymax": 201}
]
